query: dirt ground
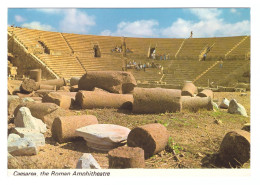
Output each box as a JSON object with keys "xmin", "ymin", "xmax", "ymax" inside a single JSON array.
[{"xmin": 8, "ymin": 91, "xmax": 250, "ymax": 169}]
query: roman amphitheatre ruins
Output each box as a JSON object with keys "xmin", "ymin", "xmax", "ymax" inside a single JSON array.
[{"xmin": 8, "ymin": 26, "xmax": 250, "ymax": 169}]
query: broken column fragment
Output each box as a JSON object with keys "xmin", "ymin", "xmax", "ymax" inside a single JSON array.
[
  {"xmin": 197, "ymin": 89, "xmax": 214, "ymax": 99},
  {"xmin": 75, "ymin": 90, "xmax": 133, "ymax": 109},
  {"xmin": 181, "ymin": 81, "xmax": 198, "ymax": 97},
  {"xmin": 219, "ymin": 130, "xmax": 250, "ymax": 167},
  {"xmin": 29, "ymin": 69, "xmax": 41, "ymax": 82},
  {"xmin": 108, "ymin": 146, "xmax": 145, "ymax": 169},
  {"xmin": 127, "ymin": 123, "xmax": 170, "ymax": 158},
  {"xmin": 20, "ymin": 79, "xmax": 38, "ymax": 93},
  {"xmin": 78, "ymin": 71, "xmax": 137, "ymax": 94},
  {"xmin": 132, "ymin": 87, "xmax": 181, "ymax": 114},
  {"xmin": 40, "ymin": 78, "xmax": 66, "ymax": 90},
  {"xmin": 42, "ymin": 92, "xmax": 72, "ymax": 109},
  {"xmin": 181, "ymin": 96, "xmax": 214, "ymax": 112},
  {"xmin": 52, "ymin": 115, "xmax": 98, "ymax": 143}
]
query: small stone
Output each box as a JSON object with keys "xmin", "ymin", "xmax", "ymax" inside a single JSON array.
[
  {"xmin": 219, "ymin": 98, "xmax": 230, "ymax": 109},
  {"xmin": 14, "ymin": 107, "xmax": 47, "ymax": 133},
  {"xmin": 228, "ymin": 99, "xmax": 248, "ymax": 117},
  {"xmin": 11, "ymin": 127, "xmax": 45, "ymax": 147},
  {"xmin": 242, "ymin": 123, "xmax": 250, "ymax": 132},
  {"xmin": 76, "ymin": 153, "xmax": 101, "ymax": 169},
  {"xmin": 214, "ymin": 119, "xmax": 223, "ymax": 125},
  {"xmin": 213, "ymin": 102, "xmax": 219, "ymax": 110},
  {"xmin": 197, "ymin": 152, "xmax": 204, "ymax": 157},
  {"xmin": 8, "ymin": 138, "xmax": 38, "ymax": 156},
  {"xmin": 240, "ymin": 93, "xmax": 247, "ymax": 96}
]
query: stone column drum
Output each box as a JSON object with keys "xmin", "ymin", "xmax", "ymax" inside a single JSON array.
[
  {"xmin": 78, "ymin": 71, "xmax": 137, "ymax": 94},
  {"xmin": 52, "ymin": 115, "xmax": 98, "ymax": 143},
  {"xmin": 219, "ymin": 130, "xmax": 250, "ymax": 167},
  {"xmin": 197, "ymin": 89, "xmax": 214, "ymax": 99},
  {"xmin": 181, "ymin": 81, "xmax": 198, "ymax": 96},
  {"xmin": 29, "ymin": 69, "xmax": 42, "ymax": 82},
  {"xmin": 181, "ymin": 96, "xmax": 213, "ymax": 112},
  {"xmin": 127, "ymin": 123, "xmax": 170, "ymax": 159},
  {"xmin": 40, "ymin": 78, "xmax": 66, "ymax": 89},
  {"xmin": 132, "ymin": 87, "xmax": 182, "ymax": 114},
  {"xmin": 108, "ymin": 146, "xmax": 145, "ymax": 168},
  {"xmin": 75, "ymin": 91, "xmax": 133, "ymax": 110}
]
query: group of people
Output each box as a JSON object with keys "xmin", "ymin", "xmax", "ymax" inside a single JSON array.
[{"xmin": 126, "ymin": 60, "xmax": 162, "ymax": 71}]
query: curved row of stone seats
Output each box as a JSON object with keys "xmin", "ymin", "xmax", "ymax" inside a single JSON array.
[
  {"xmin": 128, "ymin": 68, "xmax": 163, "ymax": 84},
  {"xmin": 162, "ymin": 60, "xmax": 216, "ymax": 86},
  {"xmin": 207, "ymin": 36, "xmax": 246, "ymax": 59},
  {"xmin": 9, "ymin": 27, "xmax": 71, "ymax": 53},
  {"xmin": 62, "ymin": 33, "xmax": 122, "ymax": 54},
  {"xmin": 227, "ymin": 37, "xmax": 250, "ymax": 59},
  {"xmin": 78, "ymin": 54, "xmax": 123, "ymax": 71},
  {"xmin": 177, "ymin": 38, "xmax": 216, "ymax": 59},
  {"xmin": 36, "ymin": 54, "xmax": 86, "ymax": 78},
  {"xmin": 194, "ymin": 60, "xmax": 250, "ymax": 86}
]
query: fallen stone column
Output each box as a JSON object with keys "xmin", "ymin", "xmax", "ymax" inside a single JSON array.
[
  {"xmin": 52, "ymin": 115, "xmax": 98, "ymax": 143},
  {"xmin": 127, "ymin": 123, "xmax": 170, "ymax": 158},
  {"xmin": 75, "ymin": 91, "xmax": 133, "ymax": 109},
  {"xmin": 39, "ymin": 84, "xmax": 56, "ymax": 90},
  {"xmin": 70, "ymin": 77, "xmax": 80, "ymax": 86},
  {"xmin": 219, "ymin": 130, "xmax": 250, "ymax": 167},
  {"xmin": 132, "ymin": 88, "xmax": 182, "ymax": 114},
  {"xmin": 108, "ymin": 146, "xmax": 145, "ymax": 168},
  {"xmin": 35, "ymin": 89, "xmax": 56, "ymax": 97},
  {"xmin": 20, "ymin": 79, "xmax": 38, "ymax": 93},
  {"xmin": 14, "ymin": 102, "xmax": 68, "ymax": 127},
  {"xmin": 197, "ymin": 89, "xmax": 214, "ymax": 99},
  {"xmin": 181, "ymin": 96, "xmax": 213, "ymax": 112},
  {"xmin": 40, "ymin": 78, "xmax": 66, "ymax": 89},
  {"xmin": 78, "ymin": 71, "xmax": 137, "ymax": 94},
  {"xmin": 42, "ymin": 92, "xmax": 72, "ymax": 109},
  {"xmin": 29, "ymin": 69, "xmax": 41, "ymax": 82},
  {"xmin": 181, "ymin": 81, "xmax": 198, "ymax": 96}
]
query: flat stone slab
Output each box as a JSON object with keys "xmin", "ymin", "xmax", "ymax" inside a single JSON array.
[
  {"xmin": 11, "ymin": 128, "xmax": 45, "ymax": 147},
  {"xmin": 75, "ymin": 124, "xmax": 130, "ymax": 151},
  {"xmin": 219, "ymin": 98, "xmax": 230, "ymax": 109},
  {"xmin": 8, "ymin": 138, "xmax": 37, "ymax": 156}
]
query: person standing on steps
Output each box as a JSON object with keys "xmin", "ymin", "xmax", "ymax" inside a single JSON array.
[
  {"xmin": 190, "ymin": 31, "xmax": 193, "ymax": 38},
  {"xmin": 219, "ymin": 59, "xmax": 223, "ymax": 68},
  {"xmin": 203, "ymin": 53, "xmax": 207, "ymax": 61}
]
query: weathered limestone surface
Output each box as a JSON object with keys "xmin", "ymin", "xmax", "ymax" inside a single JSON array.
[
  {"xmin": 219, "ymin": 130, "xmax": 250, "ymax": 167},
  {"xmin": 181, "ymin": 81, "xmax": 198, "ymax": 97},
  {"xmin": 181, "ymin": 96, "xmax": 214, "ymax": 112},
  {"xmin": 78, "ymin": 71, "xmax": 137, "ymax": 94},
  {"xmin": 52, "ymin": 115, "xmax": 98, "ymax": 143},
  {"xmin": 14, "ymin": 107, "xmax": 47, "ymax": 133},
  {"xmin": 76, "ymin": 91, "xmax": 133, "ymax": 109},
  {"xmin": 76, "ymin": 124, "xmax": 131, "ymax": 152},
  {"xmin": 76, "ymin": 153, "xmax": 101, "ymax": 169},
  {"xmin": 132, "ymin": 87, "xmax": 182, "ymax": 114},
  {"xmin": 127, "ymin": 123, "xmax": 169, "ymax": 158},
  {"xmin": 108, "ymin": 146, "xmax": 145, "ymax": 169},
  {"xmin": 228, "ymin": 99, "xmax": 248, "ymax": 117},
  {"xmin": 42, "ymin": 92, "xmax": 72, "ymax": 109}
]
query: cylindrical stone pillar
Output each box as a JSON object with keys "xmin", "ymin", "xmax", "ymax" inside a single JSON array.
[
  {"xmin": 51, "ymin": 115, "xmax": 98, "ymax": 143},
  {"xmin": 42, "ymin": 92, "xmax": 72, "ymax": 109},
  {"xmin": 132, "ymin": 88, "xmax": 182, "ymax": 114},
  {"xmin": 219, "ymin": 130, "xmax": 250, "ymax": 167},
  {"xmin": 70, "ymin": 77, "xmax": 80, "ymax": 86},
  {"xmin": 39, "ymin": 84, "xmax": 56, "ymax": 90},
  {"xmin": 181, "ymin": 81, "xmax": 198, "ymax": 96},
  {"xmin": 75, "ymin": 91, "xmax": 133, "ymax": 109},
  {"xmin": 20, "ymin": 79, "xmax": 38, "ymax": 93},
  {"xmin": 78, "ymin": 71, "xmax": 137, "ymax": 94},
  {"xmin": 108, "ymin": 146, "xmax": 145, "ymax": 169},
  {"xmin": 29, "ymin": 69, "xmax": 42, "ymax": 82},
  {"xmin": 197, "ymin": 89, "xmax": 214, "ymax": 99},
  {"xmin": 181, "ymin": 96, "xmax": 213, "ymax": 112},
  {"xmin": 127, "ymin": 123, "xmax": 170, "ymax": 159},
  {"xmin": 40, "ymin": 78, "xmax": 66, "ymax": 89}
]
